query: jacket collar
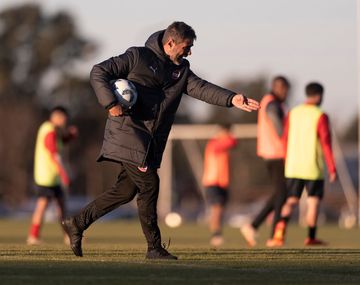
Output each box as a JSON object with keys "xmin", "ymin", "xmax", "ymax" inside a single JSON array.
[{"xmin": 145, "ymin": 30, "xmax": 169, "ymax": 62}]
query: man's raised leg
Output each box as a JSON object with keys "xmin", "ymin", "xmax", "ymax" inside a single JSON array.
[{"xmin": 62, "ymin": 163, "xmax": 137, "ymax": 257}]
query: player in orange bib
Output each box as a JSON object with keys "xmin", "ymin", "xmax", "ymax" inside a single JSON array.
[
  {"xmin": 203, "ymin": 124, "xmax": 237, "ymax": 247},
  {"xmin": 241, "ymin": 76, "xmax": 289, "ymax": 247}
]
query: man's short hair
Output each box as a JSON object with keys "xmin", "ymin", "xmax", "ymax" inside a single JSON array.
[
  {"xmin": 305, "ymin": 82, "xmax": 324, "ymax": 97},
  {"xmin": 273, "ymin": 75, "xmax": 290, "ymax": 88},
  {"xmin": 162, "ymin": 21, "xmax": 197, "ymax": 44},
  {"xmin": 50, "ymin": 106, "xmax": 69, "ymax": 117}
]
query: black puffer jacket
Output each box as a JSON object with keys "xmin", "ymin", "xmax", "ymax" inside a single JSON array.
[{"xmin": 90, "ymin": 30, "xmax": 236, "ymax": 168}]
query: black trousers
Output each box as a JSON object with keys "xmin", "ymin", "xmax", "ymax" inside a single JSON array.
[
  {"xmin": 251, "ymin": 159, "xmax": 287, "ymax": 236},
  {"xmin": 74, "ymin": 162, "xmax": 162, "ymax": 250}
]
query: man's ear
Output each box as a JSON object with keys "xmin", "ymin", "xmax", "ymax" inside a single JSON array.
[{"xmin": 168, "ymin": 38, "xmax": 175, "ymax": 48}]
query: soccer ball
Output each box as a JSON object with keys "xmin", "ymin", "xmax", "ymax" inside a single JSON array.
[
  {"xmin": 164, "ymin": 212, "xmax": 182, "ymax": 228},
  {"xmin": 111, "ymin": 79, "xmax": 138, "ymax": 109}
]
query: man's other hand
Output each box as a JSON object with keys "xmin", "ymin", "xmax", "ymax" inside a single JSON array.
[{"xmin": 109, "ymin": 104, "xmax": 123, "ymax": 116}]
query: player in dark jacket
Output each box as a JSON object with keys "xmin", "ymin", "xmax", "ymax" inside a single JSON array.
[{"xmin": 62, "ymin": 21, "xmax": 259, "ymax": 260}]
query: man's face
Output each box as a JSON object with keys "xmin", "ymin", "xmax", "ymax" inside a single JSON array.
[
  {"xmin": 166, "ymin": 38, "xmax": 193, "ymax": 65},
  {"xmin": 272, "ymin": 80, "xmax": 289, "ymax": 102}
]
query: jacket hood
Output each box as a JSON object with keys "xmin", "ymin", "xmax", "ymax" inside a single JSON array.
[{"xmin": 145, "ymin": 30, "xmax": 169, "ymax": 62}]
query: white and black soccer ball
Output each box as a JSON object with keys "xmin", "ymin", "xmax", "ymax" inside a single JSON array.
[
  {"xmin": 111, "ymin": 79, "xmax": 138, "ymax": 109},
  {"xmin": 164, "ymin": 212, "xmax": 182, "ymax": 228}
]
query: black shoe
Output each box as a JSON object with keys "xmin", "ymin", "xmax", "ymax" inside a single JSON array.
[
  {"xmin": 146, "ymin": 247, "xmax": 178, "ymax": 260},
  {"xmin": 61, "ymin": 217, "xmax": 83, "ymax": 257}
]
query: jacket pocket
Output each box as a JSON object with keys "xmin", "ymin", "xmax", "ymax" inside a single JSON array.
[{"xmin": 108, "ymin": 115, "xmax": 125, "ymax": 130}]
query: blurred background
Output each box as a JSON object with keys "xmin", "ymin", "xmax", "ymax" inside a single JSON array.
[{"xmin": 0, "ymin": 0, "xmax": 358, "ymax": 229}]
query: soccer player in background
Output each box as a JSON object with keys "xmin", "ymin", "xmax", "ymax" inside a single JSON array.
[
  {"xmin": 27, "ymin": 106, "xmax": 77, "ymax": 245},
  {"xmin": 267, "ymin": 82, "xmax": 337, "ymax": 247},
  {"xmin": 202, "ymin": 124, "xmax": 237, "ymax": 247},
  {"xmin": 241, "ymin": 76, "xmax": 289, "ymax": 247}
]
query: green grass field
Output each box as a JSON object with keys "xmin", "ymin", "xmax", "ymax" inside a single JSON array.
[{"xmin": 1, "ymin": 219, "xmax": 360, "ymax": 284}]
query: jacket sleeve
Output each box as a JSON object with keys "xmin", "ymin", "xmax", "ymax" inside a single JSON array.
[
  {"xmin": 185, "ymin": 70, "xmax": 236, "ymax": 107},
  {"xmin": 90, "ymin": 47, "xmax": 138, "ymax": 109}
]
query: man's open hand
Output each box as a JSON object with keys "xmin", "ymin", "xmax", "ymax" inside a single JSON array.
[{"xmin": 232, "ymin": 94, "xmax": 260, "ymax": 112}]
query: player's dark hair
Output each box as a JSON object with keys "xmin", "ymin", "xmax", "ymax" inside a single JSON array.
[
  {"xmin": 50, "ymin": 106, "xmax": 69, "ymax": 117},
  {"xmin": 306, "ymin": 82, "xmax": 324, "ymax": 97},
  {"xmin": 273, "ymin": 75, "xmax": 290, "ymax": 88},
  {"xmin": 163, "ymin": 21, "xmax": 197, "ymax": 44}
]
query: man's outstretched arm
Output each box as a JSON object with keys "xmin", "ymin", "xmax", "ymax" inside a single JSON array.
[{"xmin": 185, "ymin": 70, "xmax": 259, "ymax": 112}]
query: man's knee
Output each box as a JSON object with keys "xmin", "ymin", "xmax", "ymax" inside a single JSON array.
[
  {"xmin": 123, "ymin": 190, "xmax": 138, "ymax": 202},
  {"xmin": 110, "ymin": 182, "xmax": 138, "ymax": 202}
]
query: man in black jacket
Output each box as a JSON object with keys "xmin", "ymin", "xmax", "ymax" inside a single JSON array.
[{"xmin": 62, "ymin": 21, "xmax": 259, "ymax": 260}]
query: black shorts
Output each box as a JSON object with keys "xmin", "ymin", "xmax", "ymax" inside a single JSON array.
[
  {"xmin": 34, "ymin": 184, "xmax": 64, "ymax": 199},
  {"xmin": 205, "ymin": 186, "xmax": 229, "ymax": 206},
  {"xmin": 286, "ymin": 178, "xmax": 324, "ymax": 199}
]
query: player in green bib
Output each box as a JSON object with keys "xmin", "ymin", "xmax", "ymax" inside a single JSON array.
[
  {"xmin": 267, "ymin": 82, "xmax": 337, "ymax": 247},
  {"xmin": 27, "ymin": 107, "xmax": 77, "ymax": 245}
]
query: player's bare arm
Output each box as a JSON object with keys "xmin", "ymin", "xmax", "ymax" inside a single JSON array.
[{"xmin": 329, "ymin": 172, "xmax": 337, "ymax": 183}]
